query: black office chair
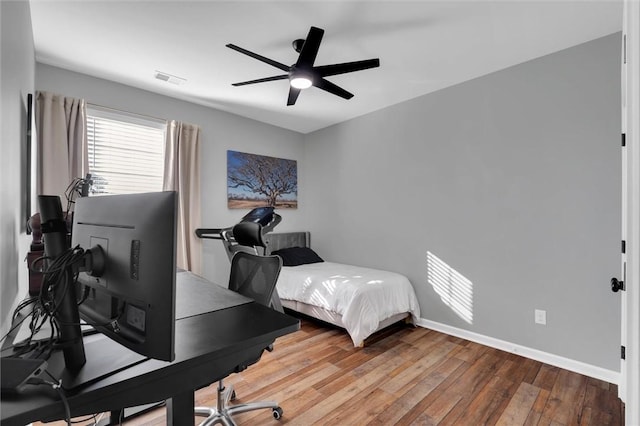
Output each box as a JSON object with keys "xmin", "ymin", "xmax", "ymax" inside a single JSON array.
[
  {"xmin": 194, "ymin": 251, "xmax": 284, "ymax": 425},
  {"xmin": 229, "ymin": 222, "xmax": 284, "ymax": 313}
]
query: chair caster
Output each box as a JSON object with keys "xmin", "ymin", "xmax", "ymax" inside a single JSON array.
[{"xmin": 272, "ymin": 407, "xmax": 283, "ymax": 420}]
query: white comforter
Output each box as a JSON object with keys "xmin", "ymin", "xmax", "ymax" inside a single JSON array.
[{"xmin": 276, "ymin": 261, "xmax": 421, "ymax": 346}]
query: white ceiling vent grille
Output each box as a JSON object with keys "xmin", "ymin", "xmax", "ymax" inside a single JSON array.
[{"xmin": 154, "ymin": 70, "xmax": 186, "ymax": 85}]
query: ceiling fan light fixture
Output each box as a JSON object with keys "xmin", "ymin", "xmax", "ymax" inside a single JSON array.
[
  {"xmin": 290, "ymin": 75, "xmax": 313, "ymax": 89},
  {"xmin": 227, "ymin": 26, "xmax": 380, "ymax": 105}
]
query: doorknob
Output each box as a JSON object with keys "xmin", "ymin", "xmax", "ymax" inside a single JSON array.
[{"xmin": 611, "ymin": 277, "xmax": 624, "ymax": 292}]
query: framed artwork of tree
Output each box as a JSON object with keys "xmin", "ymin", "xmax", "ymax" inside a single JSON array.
[{"xmin": 227, "ymin": 150, "xmax": 297, "ymax": 209}]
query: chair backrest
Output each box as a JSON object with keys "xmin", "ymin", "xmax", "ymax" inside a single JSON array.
[
  {"xmin": 232, "ymin": 222, "xmax": 265, "ymax": 248},
  {"xmin": 228, "ymin": 251, "xmax": 282, "ymax": 307}
]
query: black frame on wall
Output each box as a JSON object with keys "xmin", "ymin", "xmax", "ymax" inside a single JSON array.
[{"xmin": 25, "ymin": 92, "xmax": 34, "ymax": 233}]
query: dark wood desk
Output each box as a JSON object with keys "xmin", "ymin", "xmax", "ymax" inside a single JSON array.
[{"xmin": 1, "ymin": 272, "xmax": 300, "ymax": 426}]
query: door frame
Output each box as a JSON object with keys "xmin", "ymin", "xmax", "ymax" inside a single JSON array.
[{"xmin": 622, "ymin": 1, "xmax": 639, "ymax": 424}]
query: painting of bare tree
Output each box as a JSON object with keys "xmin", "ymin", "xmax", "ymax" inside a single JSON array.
[{"xmin": 227, "ymin": 150, "xmax": 298, "ymax": 209}]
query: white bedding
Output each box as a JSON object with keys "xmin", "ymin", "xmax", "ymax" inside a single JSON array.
[{"xmin": 276, "ymin": 261, "xmax": 421, "ymax": 346}]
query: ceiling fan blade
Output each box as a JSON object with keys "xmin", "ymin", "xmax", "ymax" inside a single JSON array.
[
  {"xmin": 315, "ymin": 58, "xmax": 380, "ymax": 77},
  {"xmin": 296, "ymin": 26, "xmax": 324, "ymax": 67},
  {"xmin": 232, "ymin": 75, "xmax": 289, "ymax": 86},
  {"xmin": 314, "ymin": 78, "xmax": 354, "ymax": 100},
  {"xmin": 226, "ymin": 44, "xmax": 290, "ymax": 72},
  {"xmin": 287, "ymin": 87, "xmax": 301, "ymax": 106}
]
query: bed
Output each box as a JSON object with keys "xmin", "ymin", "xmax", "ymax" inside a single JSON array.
[{"xmin": 264, "ymin": 232, "xmax": 421, "ymax": 347}]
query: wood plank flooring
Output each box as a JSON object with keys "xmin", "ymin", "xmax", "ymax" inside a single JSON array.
[{"xmin": 37, "ymin": 317, "xmax": 623, "ymax": 425}]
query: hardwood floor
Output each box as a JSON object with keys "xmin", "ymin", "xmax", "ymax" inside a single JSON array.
[{"xmin": 38, "ymin": 317, "xmax": 623, "ymax": 425}]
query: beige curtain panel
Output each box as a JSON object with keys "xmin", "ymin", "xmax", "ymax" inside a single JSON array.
[
  {"xmin": 163, "ymin": 120, "xmax": 202, "ymax": 275},
  {"xmin": 35, "ymin": 91, "xmax": 87, "ymax": 204}
]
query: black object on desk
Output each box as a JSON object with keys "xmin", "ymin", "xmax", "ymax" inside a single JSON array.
[
  {"xmin": 0, "ymin": 358, "xmax": 48, "ymax": 394},
  {"xmin": 1, "ymin": 272, "xmax": 300, "ymax": 426}
]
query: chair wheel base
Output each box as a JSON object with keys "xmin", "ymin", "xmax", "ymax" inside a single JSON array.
[
  {"xmin": 195, "ymin": 380, "xmax": 283, "ymax": 426},
  {"xmin": 273, "ymin": 407, "xmax": 283, "ymax": 420}
]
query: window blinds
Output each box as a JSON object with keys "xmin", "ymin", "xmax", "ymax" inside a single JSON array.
[{"xmin": 86, "ymin": 106, "xmax": 167, "ymax": 195}]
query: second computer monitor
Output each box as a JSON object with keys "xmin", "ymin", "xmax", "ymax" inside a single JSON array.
[{"xmin": 71, "ymin": 191, "xmax": 177, "ymax": 362}]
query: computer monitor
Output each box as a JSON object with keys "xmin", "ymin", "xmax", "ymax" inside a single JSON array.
[{"xmin": 71, "ymin": 191, "xmax": 177, "ymax": 363}]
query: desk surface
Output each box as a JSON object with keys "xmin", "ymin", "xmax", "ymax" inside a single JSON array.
[
  {"xmin": 175, "ymin": 270, "xmax": 252, "ymax": 319},
  {"xmin": 1, "ymin": 272, "xmax": 300, "ymax": 426}
]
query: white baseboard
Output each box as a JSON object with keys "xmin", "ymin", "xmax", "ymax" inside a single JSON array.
[{"xmin": 416, "ymin": 318, "xmax": 620, "ymax": 385}]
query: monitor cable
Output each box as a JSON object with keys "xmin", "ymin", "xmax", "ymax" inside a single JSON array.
[
  {"xmin": 3, "ymin": 245, "xmax": 87, "ymax": 360},
  {"xmin": 25, "ymin": 369, "xmax": 71, "ymax": 426}
]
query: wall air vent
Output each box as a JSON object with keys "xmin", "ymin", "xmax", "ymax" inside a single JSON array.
[{"xmin": 154, "ymin": 71, "xmax": 186, "ymax": 86}]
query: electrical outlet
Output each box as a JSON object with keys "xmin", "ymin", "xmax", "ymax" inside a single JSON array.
[{"xmin": 535, "ymin": 309, "xmax": 547, "ymax": 325}]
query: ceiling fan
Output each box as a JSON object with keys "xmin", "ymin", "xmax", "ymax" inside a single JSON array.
[{"xmin": 226, "ymin": 26, "xmax": 380, "ymax": 106}]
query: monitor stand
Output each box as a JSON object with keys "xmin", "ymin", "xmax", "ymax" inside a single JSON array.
[{"xmin": 48, "ymin": 333, "xmax": 148, "ymax": 391}]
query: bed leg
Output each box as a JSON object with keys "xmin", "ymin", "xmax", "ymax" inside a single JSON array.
[{"xmin": 404, "ymin": 315, "xmax": 417, "ymax": 328}]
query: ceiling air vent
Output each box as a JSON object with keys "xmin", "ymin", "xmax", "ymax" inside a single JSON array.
[{"xmin": 154, "ymin": 71, "xmax": 186, "ymax": 85}]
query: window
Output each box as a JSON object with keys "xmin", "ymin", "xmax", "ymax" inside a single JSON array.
[{"xmin": 86, "ymin": 106, "xmax": 167, "ymax": 195}]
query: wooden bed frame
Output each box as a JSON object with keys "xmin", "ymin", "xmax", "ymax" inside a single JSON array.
[{"xmin": 264, "ymin": 231, "xmax": 411, "ymax": 346}]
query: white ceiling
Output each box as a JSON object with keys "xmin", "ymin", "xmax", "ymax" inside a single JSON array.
[{"xmin": 29, "ymin": 0, "xmax": 622, "ymax": 134}]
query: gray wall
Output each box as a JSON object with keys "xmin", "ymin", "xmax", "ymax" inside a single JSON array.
[
  {"xmin": 303, "ymin": 33, "xmax": 622, "ymax": 371},
  {"xmin": 31, "ymin": 33, "xmax": 621, "ymax": 371},
  {"xmin": 35, "ymin": 64, "xmax": 306, "ymax": 286},
  {"xmin": 0, "ymin": 1, "xmax": 35, "ymax": 336}
]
